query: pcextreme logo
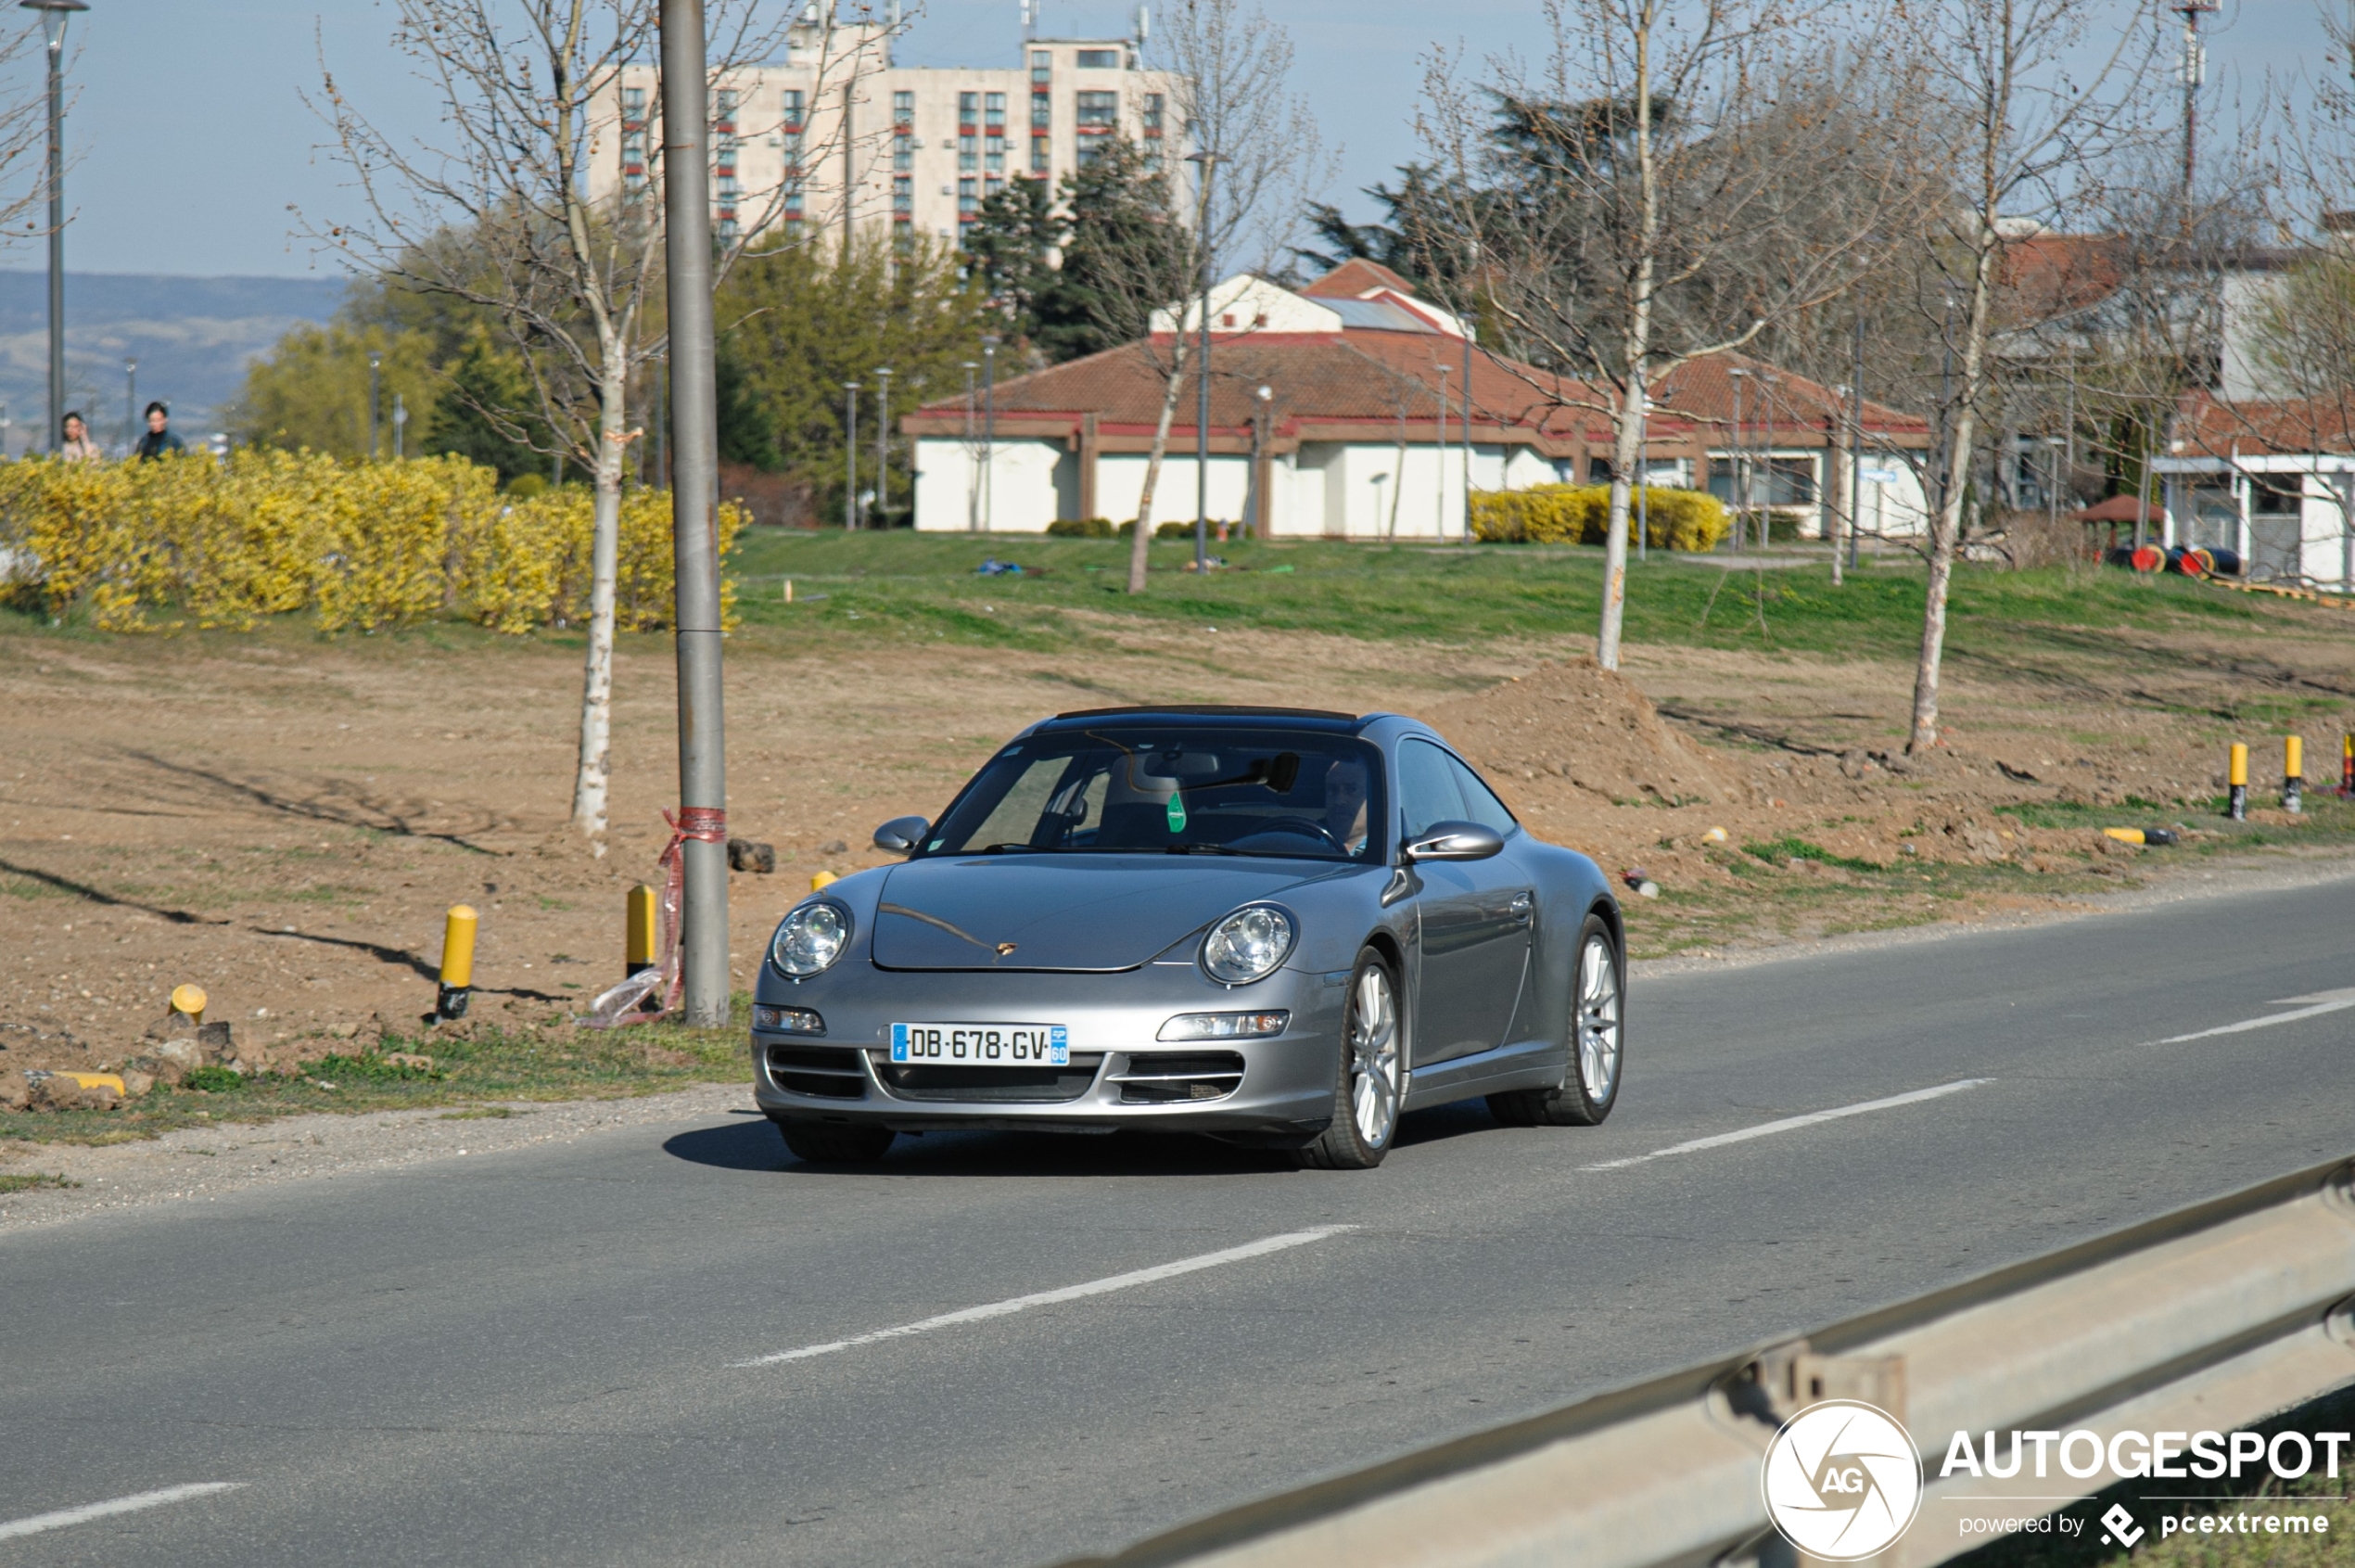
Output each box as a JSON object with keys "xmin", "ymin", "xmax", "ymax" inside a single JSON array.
[{"xmin": 1762, "ymin": 1400, "xmax": 1925, "ymax": 1561}]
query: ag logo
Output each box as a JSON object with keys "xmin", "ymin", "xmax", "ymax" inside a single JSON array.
[{"xmin": 1762, "ymin": 1399, "xmax": 1923, "ymax": 1561}]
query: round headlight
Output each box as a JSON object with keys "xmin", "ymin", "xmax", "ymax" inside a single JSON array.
[
  {"xmin": 771, "ymin": 901, "xmax": 851, "ymax": 978},
  {"xmin": 1200, "ymin": 904, "xmax": 1295, "ymax": 986}
]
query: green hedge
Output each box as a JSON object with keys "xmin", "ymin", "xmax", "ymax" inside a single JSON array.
[{"xmin": 1470, "ymin": 484, "xmax": 1729, "ymax": 551}]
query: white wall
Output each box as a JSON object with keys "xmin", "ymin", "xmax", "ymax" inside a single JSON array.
[
  {"xmin": 912, "ymin": 436, "xmax": 1064, "ymax": 533},
  {"xmin": 1092, "ymin": 452, "xmax": 1254, "ymax": 529}
]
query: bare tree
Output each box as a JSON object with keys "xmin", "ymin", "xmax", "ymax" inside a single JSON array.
[
  {"xmin": 1103, "ymin": 0, "xmax": 1326, "ymax": 594},
  {"xmin": 1896, "ymin": 0, "xmax": 2152, "ymax": 755},
  {"xmin": 309, "ymin": 0, "xmax": 872, "ymax": 844},
  {"xmin": 1420, "ymin": 3, "xmax": 1930, "ymax": 669}
]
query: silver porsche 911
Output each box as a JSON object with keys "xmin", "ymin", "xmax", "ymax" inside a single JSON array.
[{"xmin": 750, "ymin": 706, "xmax": 1624, "ymax": 1169}]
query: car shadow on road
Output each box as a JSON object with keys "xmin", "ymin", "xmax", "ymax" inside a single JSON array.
[{"xmin": 661, "ymin": 1101, "xmax": 1501, "ymax": 1178}]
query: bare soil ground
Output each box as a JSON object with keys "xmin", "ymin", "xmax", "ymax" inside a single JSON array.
[{"xmin": 2, "ymin": 606, "xmax": 2349, "ymax": 1097}]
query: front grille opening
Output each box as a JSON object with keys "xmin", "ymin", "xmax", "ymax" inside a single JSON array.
[
  {"xmin": 1113, "ymin": 1052, "xmax": 1245, "ymax": 1105},
  {"xmin": 872, "ymin": 1052, "xmax": 1105, "ymax": 1103},
  {"xmin": 768, "ymin": 1043, "xmax": 866, "ymax": 1100}
]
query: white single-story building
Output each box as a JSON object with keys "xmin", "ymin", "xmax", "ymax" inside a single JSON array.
[
  {"xmin": 905, "ymin": 261, "xmax": 1934, "ymax": 539},
  {"xmin": 2154, "ymin": 392, "xmax": 2355, "ymax": 586}
]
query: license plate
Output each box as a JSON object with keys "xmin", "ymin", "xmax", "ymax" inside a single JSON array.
[{"xmin": 891, "ymin": 1023, "xmax": 1069, "ymax": 1066}]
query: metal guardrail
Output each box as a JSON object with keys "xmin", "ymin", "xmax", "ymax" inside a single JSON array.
[{"xmin": 1068, "ymin": 1155, "xmax": 2355, "ymax": 1568}]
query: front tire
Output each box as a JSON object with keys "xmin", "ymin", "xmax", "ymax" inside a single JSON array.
[
  {"xmin": 1298, "ymin": 948, "xmax": 1405, "ymax": 1170},
  {"xmin": 1488, "ymin": 913, "xmax": 1623, "ymax": 1128},
  {"xmin": 773, "ymin": 1119, "xmax": 896, "ymax": 1165}
]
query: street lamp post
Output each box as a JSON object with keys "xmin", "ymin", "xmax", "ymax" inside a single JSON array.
[
  {"xmin": 845, "ymin": 381, "xmax": 860, "ymax": 530},
  {"xmin": 962, "ymin": 360, "xmax": 978, "ymax": 532},
  {"xmin": 393, "ymin": 392, "xmax": 408, "ymax": 461},
  {"xmin": 1253, "ymin": 384, "xmax": 1272, "ymax": 540},
  {"xmin": 23, "ymin": 1, "xmax": 85, "ymax": 453},
  {"xmin": 873, "ymin": 367, "xmax": 892, "ymax": 527},
  {"xmin": 981, "ymin": 336, "xmax": 998, "ymax": 534},
  {"xmin": 367, "ymin": 351, "xmax": 382, "ymax": 461},
  {"xmin": 1185, "ymin": 150, "xmax": 1219, "ymax": 574},
  {"xmin": 1727, "ymin": 367, "xmax": 1748, "ymax": 553}
]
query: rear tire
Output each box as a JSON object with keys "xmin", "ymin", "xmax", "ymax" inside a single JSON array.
[
  {"xmin": 1488, "ymin": 913, "xmax": 1623, "ymax": 1128},
  {"xmin": 1298, "ymin": 948, "xmax": 1404, "ymax": 1170},
  {"xmin": 774, "ymin": 1119, "xmax": 896, "ymax": 1165}
]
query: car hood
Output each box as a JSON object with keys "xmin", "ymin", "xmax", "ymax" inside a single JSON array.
[{"xmin": 872, "ymin": 855, "xmax": 1320, "ymax": 972}]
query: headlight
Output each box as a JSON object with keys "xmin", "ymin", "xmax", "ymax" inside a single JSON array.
[
  {"xmin": 1200, "ymin": 904, "xmax": 1295, "ymax": 985},
  {"xmin": 1159, "ymin": 1010, "xmax": 1289, "ymax": 1040},
  {"xmin": 770, "ymin": 901, "xmax": 851, "ymax": 978}
]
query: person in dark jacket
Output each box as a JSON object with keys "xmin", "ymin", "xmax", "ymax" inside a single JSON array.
[{"xmin": 134, "ymin": 401, "xmax": 184, "ymax": 461}]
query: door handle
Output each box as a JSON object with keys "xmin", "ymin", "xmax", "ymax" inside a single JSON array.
[{"xmin": 1507, "ymin": 891, "xmax": 1533, "ymax": 922}]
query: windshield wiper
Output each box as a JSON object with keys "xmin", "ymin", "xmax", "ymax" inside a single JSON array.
[{"xmin": 973, "ymin": 842, "xmax": 1055, "ymax": 854}]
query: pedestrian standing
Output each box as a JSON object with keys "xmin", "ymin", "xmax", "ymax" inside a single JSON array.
[
  {"xmin": 133, "ymin": 402, "xmax": 184, "ymax": 461},
  {"xmin": 57, "ymin": 410, "xmax": 100, "ymax": 463}
]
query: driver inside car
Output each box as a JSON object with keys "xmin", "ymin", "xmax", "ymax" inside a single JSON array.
[{"xmin": 1321, "ymin": 757, "xmax": 1369, "ymax": 855}]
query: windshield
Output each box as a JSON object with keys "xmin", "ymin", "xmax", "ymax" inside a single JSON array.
[{"xmin": 921, "ymin": 728, "xmax": 1387, "ymax": 863}]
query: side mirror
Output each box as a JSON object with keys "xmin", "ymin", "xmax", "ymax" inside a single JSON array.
[
  {"xmin": 1403, "ymin": 821, "xmax": 1504, "ymax": 863},
  {"xmin": 873, "ymin": 815, "xmax": 931, "ymax": 855}
]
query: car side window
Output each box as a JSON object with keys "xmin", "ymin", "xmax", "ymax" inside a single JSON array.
[
  {"xmin": 1444, "ymin": 753, "xmax": 1519, "ymax": 835},
  {"xmin": 1396, "ymin": 740, "xmax": 1466, "ymax": 840}
]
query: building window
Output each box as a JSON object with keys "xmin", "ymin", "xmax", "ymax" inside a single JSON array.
[
  {"xmin": 714, "ymin": 88, "xmax": 736, "ymax": 134},
  {"xmin": 621, "ymin": 86, "xmax": 646, "ymax": 126},
  {"xmin": 1076, "ymin": 90, "xmax": 1118, "ymax": 131},
  {"xmin": 1030, "ymin": 49, "xmax": 1051, "ymax": 84},
  {"xmin": 958, "ymin": 134, "xmax": 977, "ymax": 172},
  {"xmin": 716, "ymin": 173, "xmax": 740, "ymax": 201},
  {"xmin": 1031, "ymin": 134, "xmax": 1050, "ymax": 173},
  {"xmin": 958, "ymin": 176, "xmax": 977, "ymax": 219},
  {"xmin": 893, "ymin": 173, "xmax": 913, "ymax": 215},
  {"xmin": 714, "ymin": 134, "xmax": 738, "ymax": 177},
  {"xmin": 1031, "ymin": 92, "xmax": 1051, "ymax": 130},
  {"xmin": 782, "ymin": 89, "xmax": 805, "ymax": 128},
  {"xmin": 718, "ymin": 215, "xmax": 739, "ymax": 242},
  {"xmin": 985, "ymin": 92, "xmax": 1006, "ymax": 131},
  {"xmin": 892, "ymin": 89, "xmax": 914, "ymax": 126},
  {"xmin": 893, "ymin": 132, "xmax": 912, "ymax": 172},
  {"xmin": 985, "ymin": 135, "xmax": 1005, "ymax": 173},
  {"xmin": 1076, "ymin": 47, "xmax": 1119, "ymax": 68},
  {"xmin": 1143, "ymin": 93, "xmax": 1165, "ymax": 136},
  {"xmin": 1076, "ymin": 139, "xmax": 1107, "ymax": 169},
  {"xmin": 958, "ymin": 91, "xmax": 978, "ymax": 128}
]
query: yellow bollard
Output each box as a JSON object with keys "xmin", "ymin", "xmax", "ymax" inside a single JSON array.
[
  {"xmin": 436, "ymin": 905, "xmax": 478, "ymax": 1021},
  {"xmin": 2228, "ymin": 743, "xmax": 2247, "ymax": 821},
  {"xmin": 2286, "ymin": 734, "xmax": 2305, "ymax": 814},
  {"xmin": 170, "ymin": 983, "xmax": 207, "ymax": 1023},
  {"xmin": 626, "ymin": 884, "xmax": 658, "ymax": 979},
  {"xmin": 810, "ymin": 870, "xmax": 839, "ymax": 891}
]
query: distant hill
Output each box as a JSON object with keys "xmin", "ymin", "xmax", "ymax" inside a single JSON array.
[{"xmin": 0, "ymin": 271, "xmax": 347, "ymax": 453}]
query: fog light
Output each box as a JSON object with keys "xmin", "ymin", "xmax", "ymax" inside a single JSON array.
[
  {"xmin": 753, "ymin": 1005, "xmax": 825, "ymax": 1035},
  {"xmin": 1157, "ymin": 1010, "xmax": 1289, "ymax": 1041}
]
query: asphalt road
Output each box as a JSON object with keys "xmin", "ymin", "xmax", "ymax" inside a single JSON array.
[{"xmin": 7, "ymin": 872, "xmax": 2355, "ymax": 1566}]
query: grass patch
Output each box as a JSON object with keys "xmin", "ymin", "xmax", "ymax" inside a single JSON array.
[
  {"xmin": 0, "ymin": 1171, "xmax": 78, "ymax": 1193},
  {"xmin": 439, "ymin": 1105, "xmax": 523, "ymax": 1119},
  {"xmin": 0, "ymin": 1002, "xmax": 751, "ymax": 1146},
  {"xmin": 1742, "ymin": 835, "xmax": 1886, "ymax": 873}
]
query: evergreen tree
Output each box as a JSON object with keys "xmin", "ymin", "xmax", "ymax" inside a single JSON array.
[
  {"xmin": 1033, "ymin": 139, "xmax": 1186, "ymax": 363},
  {"xmin": 962, "ymin": 176, "xmax": 1065, "ymax": 347},
  {"xmin": 715, "ymin": 334, "xmax": 782, "ymax": 470},
  {"xmin": 423, "ymin": 329, "xmax": 541, "ymax": 483}
]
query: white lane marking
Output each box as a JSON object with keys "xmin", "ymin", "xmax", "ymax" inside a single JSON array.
[
  {"xmin": 2158, "ymin": 989, "xmax": 2355, "ymax": 1044},
  {"xmin": 1584, "ymin": 1079, "xmax": 1992, "ymax": 1172},
  {"xmin": 0, "ymin": 1483, "xmax": 245, "ymax": 1541},
  {"xmin": 735, "ymin": 1226, "xmax": 1355, "ymax": 1368}
]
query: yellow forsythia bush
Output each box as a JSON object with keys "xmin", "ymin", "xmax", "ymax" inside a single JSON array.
[
  {"xmin": 0, "ymin": 452, "xmax": 742, "ymax": 632},
  {"xmin": 1470, "ymin": 484, "xmax": 1728, "ymax": 552}
]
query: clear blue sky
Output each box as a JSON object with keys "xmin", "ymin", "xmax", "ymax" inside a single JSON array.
[{"xmin": 15, "ymin": 0, "xmax": 2332, "ymax": 280}]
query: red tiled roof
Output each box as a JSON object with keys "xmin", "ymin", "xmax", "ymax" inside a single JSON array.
[
  {"xmin": 1299, "ymin": 258, "xmax": 1418, "ymax": 300},
  {"xmin": 2173, "ymin": 389, "xmax": 2355, "ymax": 458},
  {"xmin": 1652, "ymin": 351, "xmax": 1929, "ymax": 440}
]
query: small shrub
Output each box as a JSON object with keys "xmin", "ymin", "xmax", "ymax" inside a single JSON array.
[
  {"xmin": 1048, "ymin": 517, "xmax": 1116, "ymax": 538},
  {"xmin": 182, "ymin": 1065, "xmax": 244, "ymax": 1093},
  {"xmin": 1113, "ymin": 518, "xmax": 1199, "ymax": 539},
  {"xmin": 1470, "ymin": 484, "xmax": 1728, "ymax": 551}
]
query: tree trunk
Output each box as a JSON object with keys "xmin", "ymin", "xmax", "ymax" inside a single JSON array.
[
  {"xmin": 1127, "ymin": 339, "xmax": 1190, "ymax": 594},
  {"xmin": 1907, "ymin": 238, "xmax": 1998, "ymax": 757},
  {"xmin": 1596, "ymin": 19, "xmax": 1657, "ymax": 672},
  {"xmin": 570, "ymin": 350, "xmax": 627, "ymax": 841}
]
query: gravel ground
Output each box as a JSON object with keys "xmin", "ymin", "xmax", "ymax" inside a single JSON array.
[{"xmin": 0, "ymin": 1081, "xmax": 752, "ymax": 1233}]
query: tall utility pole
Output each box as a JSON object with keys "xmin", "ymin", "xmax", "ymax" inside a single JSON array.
[
  {"xmin": 873, "ymin": 367, "xmax": 892, "ymax": 526},
  {"xmin": 658, "ymin": 0, "xmax": 730, "ymax": 1030},
  {"xmin": 1460, "ymin": 327, "xmax": 1473, "ymax": 541},
  {"xmin": 1435, "ymin": 364, "xmax": 1449, "ymax": 540},
  {"xmin": 2174, "ymin": 0, "xmax": 2216, "ymax": 240},
  {"xmin": 24, "ymin": 1, "xmax": 83, "ymax": 453},
  {"xmin": 961, "ymin": 359, "xmax": 978, "ymax": 532},
  {"xmin": 367, "ymin": 351, "xmax": 382, "ymax": 460},
  {"xmin": 1845, "ymin": 311, "xmax": 1865, "ymax": 578},
  {"xmin": 1728, "ymin": 367, "xmax": 1748, "ymax": 553},
  {"xmin": 1187, "ymin": 150, "xmax": 1219, "ymax": 572}
]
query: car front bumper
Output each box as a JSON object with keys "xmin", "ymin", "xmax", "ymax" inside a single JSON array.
[{"xmin": 749, "ymin": 962, "xmax": 1347, "ymax": 1136}]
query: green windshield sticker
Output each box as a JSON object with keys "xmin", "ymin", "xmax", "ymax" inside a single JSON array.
[{"xmin": 1166, "ymin": 794, "xmax": 1188, "ymax": 832}]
